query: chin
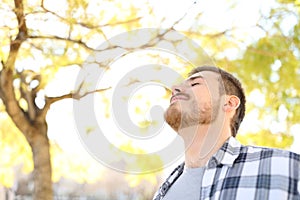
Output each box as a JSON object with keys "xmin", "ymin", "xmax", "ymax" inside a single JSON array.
[{"xmin": 164, "ymin": 106, "xmax": 182, "ymax": 132}]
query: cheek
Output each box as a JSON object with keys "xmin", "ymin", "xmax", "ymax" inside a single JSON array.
[
  {"xmin": 198, "ymin": 102, "xmax": 212, "ymax": 114},
  {"xmin": 192, "ymin": 85, "xmax": 211, "ymax": 97},
  {"xmin": 194, "ymin": 91, "xmax": 211, "ymax": 105}
]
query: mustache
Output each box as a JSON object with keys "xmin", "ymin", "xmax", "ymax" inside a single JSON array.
[{"xmin": 170, "ymin": 92, "xmax": 190, "ymax": 102}]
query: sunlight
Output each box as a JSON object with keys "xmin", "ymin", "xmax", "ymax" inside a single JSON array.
[
  {"xmin": 1, "ymin": 0, "xmax": 300, "ymax": 198},
  {"xmin": 40, "ymin": 0, "xmax": 300, "ymax": 168}
]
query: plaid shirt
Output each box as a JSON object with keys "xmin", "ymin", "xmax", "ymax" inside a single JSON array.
[{"xmin": 153, "ymin": 137, "xmax": 300, "ymax": 200}]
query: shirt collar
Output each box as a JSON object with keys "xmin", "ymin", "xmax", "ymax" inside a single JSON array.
[{"xmin": 207, "ymin": 136, "xmax": 242, "ymax": 168}]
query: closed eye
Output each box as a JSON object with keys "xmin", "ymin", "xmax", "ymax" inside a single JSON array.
[{"xmin": 191, "ymin": 82, "xmax": 201, "ymax": 87}]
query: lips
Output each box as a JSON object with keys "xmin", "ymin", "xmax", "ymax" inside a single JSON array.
[{"xmin": 170, "ymin": 94, "xmax": 189, "ymax": 104}]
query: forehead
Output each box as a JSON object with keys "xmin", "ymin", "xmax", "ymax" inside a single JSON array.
[
  {"xmin": 186, "ymin": 71, "xmax": 220, "ymax": 82},
  {"xmin": 186, "ymin": 71, "xmax": 223, "ymax": 94}
]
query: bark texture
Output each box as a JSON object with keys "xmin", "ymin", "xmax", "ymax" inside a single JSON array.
[{"xmin": 0, "ymin": 0, "xmax": 53, "ymax": 199}]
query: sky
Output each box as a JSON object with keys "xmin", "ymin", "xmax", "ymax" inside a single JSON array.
[
  {"xmin": 0, "ymin": 0, "xmax": 300, "ymax": 177},
  {"xmin": 8, "ymin": 0, "xmax": 299, "ymax": 176}
]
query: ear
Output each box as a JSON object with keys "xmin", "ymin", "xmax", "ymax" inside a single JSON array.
[{"xmin": 223, "ymin": 95, "xmax": 240, "ymax": 112}]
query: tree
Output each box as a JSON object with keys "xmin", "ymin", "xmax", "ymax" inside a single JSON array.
[
  {"xmin": 0, "ymin": 0, "xmax": 145, "ymax": 198},
  {"xmin": 0, "ymin": 0, "xmax": 299, "ymax": 199},
  {"xmin": 1, "ymin": 0, "xmax": 51, "ymax": 198},
  {"xmin": 220, "ymin": 0, "xmax": 300, "ymax": 146},
  {"xmin": 0, "ymin": 0, "xmax": 201, "ymax": 198}
]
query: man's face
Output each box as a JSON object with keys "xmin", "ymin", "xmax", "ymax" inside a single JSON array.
[{"xmin": 164, "ymin": 71, "xmax": 223, "ymax": 132}]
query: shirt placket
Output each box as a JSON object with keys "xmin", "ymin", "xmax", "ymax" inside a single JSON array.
[
  {"xmin": 200, "ymin": 164, "xmax": 230, "ymax": 200},
  {"xmin": 200, "ymin": 167, "xmax": 216, "ymax": 200}
]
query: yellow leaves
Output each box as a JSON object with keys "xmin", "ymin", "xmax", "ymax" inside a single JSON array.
[
  {"xmin": 94, "ymin": 92, "xmax": 111, "ymax": 118},
  {"xmin": 0, "ymin": 101, "xmax": 5, "ymax": 112},
  {"xmin": 119, "ymin": 141, "xmax": 144, "ymax": 154},
  {"xmin": 0, "ymin": 114, "xmax": 105, "ymax": 186},
  {"xmin": 138, "ymin": 120, "xmax": 152, "ymax": 129},
  {"xmin": 50, "ymin": 143, "xmax": 104, "ymax": 184},
  {"xmin": 0, "ymin": 115, "xmax": 33, "ymax": 187},
  {"xmin": 85, "ymin": 126, "xmax": 96, "ymax": 135},
  {"xmin": 237, "ymin": 130, "xmax": 294, "ymax": 149},
  {"xmin": 0, "ymin": 168, "xmax": 14, "ymax": 187},
  {"xmin": 125, "ymin": 173, "xmax": 157, "ymax": 188},
  {"xmin": 296, "ymin": 0, "xmax": 300, "ymax": 11},
  {"xmin": 118, "ymin": 142, "xmax": 162, "ymax": 187},
  {"xmin": 163, "ymin": 88, "xmax": 172, "ymax": 99},
  {"xmin": 18, "ymin": 98, "xmax": 28, "ymax": 111},
  {"xmin": 137, "ymin": 120, "xmax": 160, "ymax": 134}
]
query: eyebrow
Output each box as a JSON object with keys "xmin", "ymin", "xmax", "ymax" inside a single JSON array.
[{"xmin": 186, "ymin": 73, "xmax": 204, "ymax": 81}]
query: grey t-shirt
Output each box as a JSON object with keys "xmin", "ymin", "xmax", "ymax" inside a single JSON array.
[{"xmin": 163, "ymin": 166, "xmax": 205, "ymax": 200}]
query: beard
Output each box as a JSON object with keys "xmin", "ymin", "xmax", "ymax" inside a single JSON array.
[{"xmin": 164, "ymin": 98, "xmax": 220, "ymax": 132}]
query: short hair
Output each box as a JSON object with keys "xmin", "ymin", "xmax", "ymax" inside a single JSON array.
[{"xmin": 188, "ymin": 66, "xmax": 246, "ymax": 137}]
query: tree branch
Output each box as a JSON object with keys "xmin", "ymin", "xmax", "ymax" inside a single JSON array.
[
  {"xmin": 14, "ymin": 0, "xmax": 27, "ymax": 37},
  {"xmin": 40, "ymin": 0, "xmax": 142, "ymax": 29},
  {"xmin": 247, "ymin": 47, "xmax": 286, "ymax": 57},
  {"xmin": 28, "ymin": 35, "xmax": 95, "ymax": 51},
  {"xmin": 0, "ymin": 0, "xmax": 35, "ymax": 140},
  {"xmin": 40, "ymin": 87, "xmax": 111, "ymax": 119}
]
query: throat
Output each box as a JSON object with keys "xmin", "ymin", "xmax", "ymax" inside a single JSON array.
[
  {"xmin": 179, "ymin": 125, "xmax": 211, "ymax": 168},
  {"xmin": 179, "ymin": 124, "xmax": 230, "ymax": 168}
]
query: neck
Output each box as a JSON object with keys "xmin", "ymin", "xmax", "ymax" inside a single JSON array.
[{"xmin": 178, "ymin": 118, "xmax": 231, "ymax": 168}]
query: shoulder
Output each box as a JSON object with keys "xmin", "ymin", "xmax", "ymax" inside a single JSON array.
[
  {"xmin": 233, "ymin": 145, "xmax": 300, "ymax": 180},
  {"xmin": 237, "ymin": 144, "xmax": 300, "ymax": 163}
]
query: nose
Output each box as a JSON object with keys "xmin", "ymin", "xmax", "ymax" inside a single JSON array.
[
  {"xmin": 171, "ymin": 83, "xmax": 184, "ymax": 96},
  {"xmin": 172, "ymin": 87, "xmax": 180, "ymax": 96}
]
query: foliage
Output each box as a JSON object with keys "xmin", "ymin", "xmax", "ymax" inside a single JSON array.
[
  {"xmin": 0, "ymin": 112, "xmax": 98, "ymax": 187},
  {"xmin": 119, "ymin": 142, "xmax": 163, "ymax": 187},
  {"xmin": 0, "ymin": 0, "xmax": 300, "ymax": 198},
  {"xmin": 237, "ymin": 131, "xmax": 294, "ymax": 149},
  {"xmin": 217, "ymin": 0, "xmax": 300, "ymax": 148},
  {"xmin": 0, "ymin": 115, "xmax": 33, "ymax": 187}
]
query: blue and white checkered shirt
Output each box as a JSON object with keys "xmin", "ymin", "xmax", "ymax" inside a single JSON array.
[{"xmin": 153, "ymin": 137, "xmax": 300, "ymax": 200}]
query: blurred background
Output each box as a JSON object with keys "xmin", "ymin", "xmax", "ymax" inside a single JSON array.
[{"xmin": 0, "ymin": 0, "xmax": 299, "ymax": 199}]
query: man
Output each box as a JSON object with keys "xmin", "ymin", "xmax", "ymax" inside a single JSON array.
[{"xmin": 153, "ymin": 66, "xmax": 300, "ymax": 200}]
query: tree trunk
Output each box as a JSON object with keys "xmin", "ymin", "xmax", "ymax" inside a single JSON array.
[
  {"xmin": 0, "ymin": 68, "xmax": 53, "ymax": 199},
  {"xmin": 28, "ymin": 123, "xmax": 53, "ymax": 200},
  {"xmin": 0, "ymin": 0, "xmax": 54, "ymax": 199}
]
